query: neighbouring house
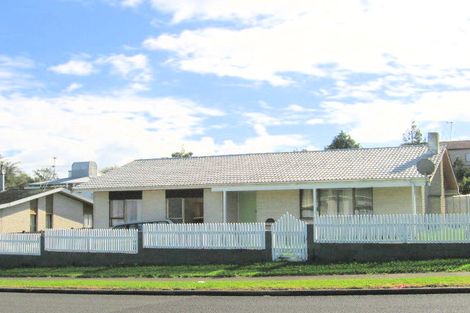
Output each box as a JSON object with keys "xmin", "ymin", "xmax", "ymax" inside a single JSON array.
[
  {"xmin": 28, "ymin": 161, "xmax": 98, "ymax": 200},
  {"xmin": 0, "ymin": 188, "xmax": 93, "ymax": 233},
  {"xmin": 441, "ymin": 140, "xmax": 470, "ymax": 168},
  {"xmin": 76, "ymin": 132, "xmax": 459, "ymax": 228}
]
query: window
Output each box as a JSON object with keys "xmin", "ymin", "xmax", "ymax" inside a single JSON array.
[
  {"xmin": 45, "ymin": 195, "xmax": 53, "ymax": 229},
  {"xmin": 466, "ymin": 153, "xmax": 470, "ymax": 163},
  {"xmin": 354, "ymin": 188, "xmax": 373, "ymax": 214},
  {"xmin": 109, "ymin": 191, "xmax": 143, "ymax": 227},
  {"xmin": 166, "ymin": 189, "xmax": 204, "ymax": 223},
  {"xmin": 83, "ymin": 204, "xmax": 93, "ymax": 228},
  {"xmin": 318, "ymin": 188, "xmax": 373, "ymax": 215},
  {"xmin": 30, "ymin": 199, "xmax": 38, "ymax": 232},
  {"xmin": 300, "ymin": 190, "xmax": 314, "ymax": 221}
]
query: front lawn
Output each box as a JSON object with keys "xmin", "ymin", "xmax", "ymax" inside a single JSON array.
[{"xmin": 3, "ymin": 258, "xmax": 470, "ymax": 278}]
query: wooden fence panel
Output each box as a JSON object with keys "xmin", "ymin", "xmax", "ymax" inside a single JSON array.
[
  {"xmin": 0, "ymin": 233, "xmax": 41, "ymax": 256},
  {"xmin": 45, "ymin": 229, "xmax": 138, "ymax": 254},
  {"xmin": 314, "ymin": 213, "xmax": 470, "ymax": 243},
  {"xmin": 143, "ymin": 223, "xmax": 266, "ymax": 250}
]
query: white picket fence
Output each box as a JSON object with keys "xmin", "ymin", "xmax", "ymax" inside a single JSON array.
[
  {"xmin": 314, "ymin": 213, "xmax": 470, "ymax": 243},
  {"xmin": 45, "ymin": 229, "xmax": 138, "ymax": 254},
  {"xmin": 0, "ymin": 233, "xmax": 41, "ymax": 256},
  {"xmin": 143, "ymin": 223, "xmax": 266, "ymax": 250},
  {"xmin": 272, "ymin": 213, "xmax": 308, "ymax": 261}
]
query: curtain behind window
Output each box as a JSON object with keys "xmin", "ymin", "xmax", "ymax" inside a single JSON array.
[{"xmin": 125, "ymin": 199, "xmax": 142, "ymax": 223}]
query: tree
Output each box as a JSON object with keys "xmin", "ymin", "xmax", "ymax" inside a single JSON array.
[
  {"xmin": 0, "ymin": 155, "xmax": 33, "ymax": 189},
  {"xmin": 100, "ymin": 166, "xmax": 119, "ymax": 175},
  {"xmin": 32, "ymin": 167, "xmax": 57, "ymax": 182},
  {"xmin": 402, "ymin": 121, "xmax": 424, "ymax": 145},
  {"xmin": 171, "ymin": 148, "xmax": 193, "ymax": 158},
  {"xmin": 325, "ymin": 131, "xmax": 360, "ymax": 150}
]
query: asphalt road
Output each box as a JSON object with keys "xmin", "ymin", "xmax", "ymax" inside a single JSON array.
[{"xmin": 1, "ymin": 292, "xmax": 470, "ymax": 313}]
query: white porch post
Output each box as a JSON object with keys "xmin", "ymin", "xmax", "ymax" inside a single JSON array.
[
  {"xmin": 223, "ymin": 190, "xmax": 227, "ymax": 223},
  {"xmin": 312, "ymin": 188, "xmax": 318, "ymax": 217},
  {"xmin": 411, "ymin": 184, "xmax": 417, "ymax": 215}
]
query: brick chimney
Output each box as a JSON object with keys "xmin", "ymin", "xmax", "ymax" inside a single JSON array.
[{"xmin": 428, "ymin": 132, "xmax": 440, "ymax": 154}]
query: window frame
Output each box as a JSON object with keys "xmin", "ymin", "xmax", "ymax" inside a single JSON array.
[
  {"xmin": 45, "ymin": 195, "xmax": 53, "ymax": 229},
  {"xmin": 109, "ymin": 191, "xmax": 143, "ymax": 227},
  {"xmin": 30, "ymin": 199, "xmax": 38, "ymax": 232},
  {"xmin": 165, "ymin": 189, "xmax": 204, "ymax": 224},
  {"xmin": 316, "ymin": 188, "xmax": 373, "ymax": 216}
]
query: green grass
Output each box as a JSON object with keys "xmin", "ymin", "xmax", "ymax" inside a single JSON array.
[
  {"xmin": 3, "ymin": 258, "xmax": 470, "ymax": 278},
  {"xmin": 1, "ymin": 276, "xmax": 470, "ymax": 291}
]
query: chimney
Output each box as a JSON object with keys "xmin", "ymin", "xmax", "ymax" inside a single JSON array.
[
  {"xmin": 428, "ymin": 132, "xmax": 440, "ymax": 154},
  {"xmin": 0, "ymin": 165, "xmax": 5, "ymax": 192}
]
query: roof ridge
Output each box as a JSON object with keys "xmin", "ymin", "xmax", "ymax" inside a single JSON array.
[{"xmin": 134, "ymin": 144, "xmax": 430, "ymax": 162}]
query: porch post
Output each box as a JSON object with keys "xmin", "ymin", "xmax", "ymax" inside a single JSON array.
[
  {"xmin": 411, "ymin": 183, "xmax": 417, "ymax": 215},
  {"xmin": 312, "ymin": 188, "xmax": 318, "ymax": 217},
  {"xmin": 223, "ymin": 190, "xmax": 227, "ymax": 223}
]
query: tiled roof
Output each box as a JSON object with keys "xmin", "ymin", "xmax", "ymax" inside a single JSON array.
[
  {"xmin": 0, "ymin": 188, "xmax": 93, "ymax": 208},
  {"xmin": 0, "ymin": 189, "xmax": 47, "ymax": 205},
  {"xmin": 77, "ymin": 144, "xmax": 445, "ymax": 191},
  {"xmin": 442, "ymin": 140, "xmax": 470, "ymax": 150}
]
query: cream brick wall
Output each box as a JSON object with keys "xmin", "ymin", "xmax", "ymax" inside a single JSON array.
[
  {"xmin": 142, "ymin": 190, "xmax": 166, "ymax": 221},
  {"xmin": 37, "ymin": 197, "xmax": 46, "ymax": 231},
  {"xmin": 373, "ymin": 187, "xmax": 424, "ymax": 215},
  {"xmin": 52, "ymin": 193, "xmax": 84, "ymax": 229},
  {"xmin": 256, "ymin": 190, "xmax": 300, "ymax": 222},
  {"xmin": 0, "ymin": 202, "xmax": 31, "ymax": 233},
  {"xmin": 204, "ymin": 189, "xmax": 223, "ymax": 223},
  {"xmin": 93, "ymin": 191, "xmax": 109, "ymax": 228}
]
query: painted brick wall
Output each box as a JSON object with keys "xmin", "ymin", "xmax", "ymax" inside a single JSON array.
[
  {"xmin": 93, "ymin": 191, "xmax": 109, "ymax": 228},
  {"xmin": 52, "ymin": 193, "xmax": 84, "ymax": 229},
  {"xmin": 256, "ymin": 190, "xmax": 300, "ymax": 222}
]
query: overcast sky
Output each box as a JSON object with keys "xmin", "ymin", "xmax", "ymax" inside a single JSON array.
[{"xmin": 1, "ymin": 0, "xmax": 470, "ymax": 176}]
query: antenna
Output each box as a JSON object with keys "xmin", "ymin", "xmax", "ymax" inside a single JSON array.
[
  {"xmin": 52, "ymin": 156, "xmax": 57, "ymax": 178},
  {"xmin": 445, "ymin": 121, "xmax": 454, "ymax": 140}
]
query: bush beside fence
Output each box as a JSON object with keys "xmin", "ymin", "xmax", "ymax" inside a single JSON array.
[
  {"xmin": 45, "ymin": 229, "xmax": 138, "ymax": 254},
  {"xmin": 0, "ymin": 233, "xmax": 41, "ymax": 256},
  {"xmin": 314, "ymin": 213, "xmax": 470, "ymax": 243},
  {"xmin": 143, "ymin": 223, "xmax": 266, "ymax": 250}
]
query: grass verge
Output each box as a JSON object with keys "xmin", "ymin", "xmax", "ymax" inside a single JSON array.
[
  {"xmin": 1, "ymin": 276, "xmax": 470, "ymax": 291},
  {"xmin": 3, "ymin": 258, "xmax": 470, "ymax": 278}
]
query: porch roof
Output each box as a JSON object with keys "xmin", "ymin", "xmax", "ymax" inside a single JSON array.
[{"xmin": 76, "ymin": 144, "xmax": 446, "ymax": 191}]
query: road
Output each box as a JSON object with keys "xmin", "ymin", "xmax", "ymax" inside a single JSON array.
[{"xmin": 1, "ymin": 292, "xmax": 470, "ymax": 313}]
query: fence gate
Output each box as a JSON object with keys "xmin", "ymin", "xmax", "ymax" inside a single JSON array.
[{"xmin": 271, "ymin": 213, "xmax": 308, "ymax": 261}]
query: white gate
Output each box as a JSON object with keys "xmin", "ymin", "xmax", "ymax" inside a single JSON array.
[{"xmin": 271, "ymin": 213, "xmax": 308, "ymax": 261}]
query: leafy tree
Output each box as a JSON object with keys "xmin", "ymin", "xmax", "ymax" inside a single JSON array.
[
  {"xmin": 171, "ymin": 148, "xmax": 193, "ymax": 158},
  {"xmin": 402, "ymin": 121, "xmax": 424, "ymax": 145},
  {"xmin": 100, "ymin": 166, "xmax": 119, "ymax": 175},
  {"xmin": 0, "ymin": 155, "xmax": 33, "ymax": 189},
  {"xmin": 32, "ymin": 167, "xmax": 57, "ymax": 182},
  {"xmin": 325, "ymin": 131, "xmax": 360, "ymax": 150},
  {"xmin": 453, "ymin": 158, "xmax": 470, "ymax": 194}
]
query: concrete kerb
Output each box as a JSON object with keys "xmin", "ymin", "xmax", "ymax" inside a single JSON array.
[{"xmin": 2, "ymin": 287, "xmax": 470, "ymax": 297}]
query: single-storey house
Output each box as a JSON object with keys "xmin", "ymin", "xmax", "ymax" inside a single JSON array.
[
  {"xmin": 0, "ymin": 188, "xmax": 93, "ymax": 233},
  {"xmin": 76, "ymin": 132, "xmax": 459, "ymax": 228}
]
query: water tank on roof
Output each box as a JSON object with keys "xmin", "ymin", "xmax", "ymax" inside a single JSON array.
[{"xmin": 70, "ymin": 161, "xmax": 97, "ymax": 178}]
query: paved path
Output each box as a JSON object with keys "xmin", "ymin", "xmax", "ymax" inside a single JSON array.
[{"xmin": 1, "ymin": 292, "xmax": 470, "ymax": 313}]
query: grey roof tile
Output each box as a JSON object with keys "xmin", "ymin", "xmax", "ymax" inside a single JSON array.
[{"xmin": 77, "ymin": 144, "xmax": 444, "ymax": 191}]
